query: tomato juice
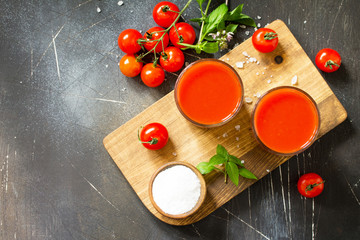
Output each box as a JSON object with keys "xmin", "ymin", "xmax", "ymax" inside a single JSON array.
[
  {"xmin": 175, "ymin": 59, "xmax": 243, "ymax": 127},
  {"xmin": 252, "ymin": 87, "xmax": 319, "ymax": 155}
]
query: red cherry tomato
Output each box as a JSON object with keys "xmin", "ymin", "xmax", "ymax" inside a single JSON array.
[
  {"xmin": 169, "ymin": 22, "xmax": 196, "ymax": 49},
  {"xmin": 315, "ymin": 48, "xmax": 341, "ymax": 73},
  {"xmin": 141, "ymin": 63, "xmax": 165, "ymax": 87},
  {"xmin": 143, "ymin": 27, "xmax": 169, "ymax": 53},
  {"xmin": 139, "ymin": 122, "xmax": 169, "ymax": 150},
  {"xmin": 119, "ymin": 54, "xmax": 143, "ymax": 77},
  {"xmin": 153, "ymin": 1, "xmax": 180, "ymax": 28},
  {"xmin": 118, "ymin": 29, "xmax": 142, "ymax": 54},
  {"xmin": 159, "ymin": 47, "xmax": 184, "ymax": 72},
  {"xmin": 297, "ymin": 173, "xmax": 324, "ymax": 198},
  {"xmin": 252, "ymin": 28, "xmax": 279, "ymax": 53}
]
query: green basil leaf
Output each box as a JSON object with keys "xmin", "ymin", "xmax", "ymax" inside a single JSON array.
[
  {"xmin": 239, "ymin": 168, "xmax": 258, "ymax": 180},
  {"xmin": 196, "ymin": 162, "xmax": 215, "ymax": 174},
  {"xmin": 204, "ymin": 34, "xmax": 216, "ymax": 41},
  {"xmin": 228, "ymin": 155, "xmax": 244, "ymax": 167},
  {"xmin": 216, "ymin": 144, "xmax": 228, "ymax": 158},
  {"xmin": 226, "ymin": 162, "xmax": 239, "ymax": 186},
  {"xmin": 226, "ymin": 4, "xmax": 243, "ymax": 21},
  {"xmin": 202, "ymin": 3, "xmax": 229, "ymax": 39},
  {"xmin": 190, "ymin": 18, "xmax": 204, "ymax": 23},
  {"xmin": 217, "ymin": 19, "xmax": 226, "ymax": 31},
  {"xmin": 201, "ymin": 41, "xmax": 219, "ymax": 53},
  {"xmin": 233, "ymin": 14, "xmax": 256, "ymax": 27},
  {"xmin": 209, "ymin": 155, "xmax": 226, "ymax": 165},
  {"xmin": 196, "ymin": 0, "xmax": 205, "ymax": 6},
  {"xmin": 226, "ymin": 24, "xmax": 238, "ymax": 33}
]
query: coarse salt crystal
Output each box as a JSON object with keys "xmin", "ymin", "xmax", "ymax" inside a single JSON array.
[
  {"xmin": 172, "ymin": 152, "xmax": 177, "ymax": 156},
  {"xmin": 291, "ymin": 75, "xmax": 298, "ymax": 85},
  {"xmin": 262, "ymin": 72, "xmax": 264, "ymax": 75},
  {"xmin": 256, "ymin": 92, "xmax": 261, "ymax": 98},
  {"xmin": 152, "ymin": 165, "xmax": 201, "ymax": 215},
  {"xmin": 264, "ymin": 67, "xmax": 267, "ymax": 70},
  {"xmin": 96, "ymin": 7, "xmax": 101, "ymax": 13},
  {"xmin": 257, "ymin": 16, "xmax": 262, "ymax": 19},
  {"xmin": 105, "ymin": 64, "xmax": 108, "ymax": 68},
  {"xmin": 236, "ymin": 137, "xmax": 239, "ymax": 141},
  {"xmin": 256, "ymin": 72, "xmax": 260, "ymax": 76},
  {"xmin": 222, "ymin": 133, "xmax": 228, "ymax": 138},
  {"xmin": 117, "ymin": 1, "xmax": 124, "ymax": 6},
  {"xmin": 270, "ymin": 75, "xmax": 273, "ymax": 78},
  {"xmin": 242, "ymin": 51, "xmax": 249, "ymax": 57},
  {"xmin": 249, "ymin": 57, "xmax": 257, "ymax": 63},
  {"xmin": 304, "ymin": 20, "xmax": 307, "ymax": 24},
  {"xmin": 257, "ymin": 61, "xmax": 260, "ymax": 65},
  {"xmin": 235, "ymin": 62, "xmax": 244, "ymax": 69},
  {"xmin": 245, "ymin": 97, "xmax": 253, "ymax": 103},
  {"xmin": 237, "ymin": 145, "xmax": 240, "ymax": 148},
  {"xmin": 257, "ymin": 23, "xmax": 261, "ymax": 28},
  {"xmin": 245, "ymin": 31, "xmax": 250, "ymax": 35},
  {"xmin": 239, "ymin": 25, "xmax": 246, "ymax": 29},
  {"xmin": 266, "ymin": 169, "xmax": 270, "ymax": 172},
  {"xmin": 235, "ymin": 125, "xmax": 240, "ymax": 131},
  {"xmin": 267, "ymin": 79, "xmax": 271, "ymax": 83},
  {"xmin": 246, "ymin": 61, "xmax": 249, "ymax": 63},
  {"xmin": 254, "ymin": 27, "xmax": 258, "ymax": 31},
  {"xmin": 226, "ymin": 58, "xmax": 230, "ymax": 61},
  {"xmin": 241, "ymin": 160, "xmax": 245, "ymax": 164}
]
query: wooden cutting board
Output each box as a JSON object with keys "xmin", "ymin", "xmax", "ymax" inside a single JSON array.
[{"xmin": 103, "ymin": 20, "xmax": 347, "ymax": 225}]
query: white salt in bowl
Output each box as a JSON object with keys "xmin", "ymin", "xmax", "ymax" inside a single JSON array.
[{"xmin": 149, "ymin": 161, "xmax": 207, "ymax": 219}]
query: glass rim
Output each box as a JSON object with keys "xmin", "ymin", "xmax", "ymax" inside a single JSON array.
[
  {"xmin": 174, "ymin": 58, "xmax": 244, "ymax": 128},
  {"xmin": 251, "ymin": 86, "xmax": 321, "ymax": 156}
]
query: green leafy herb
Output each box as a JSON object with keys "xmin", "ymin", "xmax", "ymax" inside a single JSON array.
[
  {"xmin": 186, "ymin": 0, "xmax": 255, "ymax": 53},
  {"xmin": 196, "ymin": 144, "xmax": 258, "ymax": 186}
]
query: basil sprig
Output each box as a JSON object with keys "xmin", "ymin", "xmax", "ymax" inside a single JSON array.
[
  {"xmin": 181, "ymin": 1, "xmax": 256, "ymax": 53},
  {"xmin": 196, "ymin": 144, "xmax": 257, "ymax": 186}
]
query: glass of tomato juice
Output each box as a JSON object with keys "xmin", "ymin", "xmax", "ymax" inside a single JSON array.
[
  {"xmin": 252, "ymin": 86, "xmax": 320, "ymax": 155},
  {"xmin": 174, "ymin": 59, "xmax": 244, "ymax": 127}
]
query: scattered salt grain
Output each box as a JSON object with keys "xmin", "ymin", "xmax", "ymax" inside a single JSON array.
[
  {"xmin": 105, "ymin": 64, "xmax": 108, "ymax": 68},
  {"xmin": 262, "ymin": 72, "xmax": 265, "ymax": 75},
  {"xmin": 267, "ymin": 79, "xmax": 271, "ymax": 84},
  {"xmin": 257, "ymin": 61, "xmax": 260, "ymax": 65},
  {"xmin": 256, "ymin": 92, "xmax": 261, "ymax": 98},
  {"xmin": 256, "ymin": 72, "xmax": 260, "ymax": 76},
  {"xmin": 257, "ymin": 23, "xmax": 261, "ymax": 28},
  {"xmin": 257, "ymin": 16, "xmax": 262, "ymax": 20},
  {"xmin": 245, "ymin": 31, "xmax": 250, "ymax": 36},
  {"xmin": 242, "ymin": 51, "xmax": 250, "ymax": 57},
  {"xmin": 264, "ymin": 67, "xmax": 267, "ymax": 70},
  {"xmin": 139, "ymin": 30, "xmax": 142, "ymax": 33},
  {"xmin": 239, "ymin": 25, "xmax": 246, "ymax": 29},
  {"xmin": 222, "ymin": 133, "xmax": 228, "ymax": 138},
  {"xmin": 152, "ymin": 165, "xmax": 201, "ymax": 215},
  {"xmin": 266, "ymin": 169, "xmax": 270, "ymax": 172},
  {"xmin": 254, "ymin": 27, "xmax": 258, "ymax": 31},
  {"xmin": 226, "ymin": 58, "xmax": 230, "ymax": 61},
  {"xmin": 245, "ymin": 97, "xmax": 253, "ymax": 103},
  {"xmin": 270, "ymin": 75, "xmax": 273, "ymax": 78},
  {"xmin": 236, "ymin": 137, "xmax": 239, "ymax": 141},
  {"xmin": 121, "ymin": 88, "xmax": 126, "ymax": 91},
  {"xmin": 291, "ymin": 75, "xmax": 298, "ymax": 85},
  {"xmin": 96, "ymin": 7, "xmax": 101, "ymax": 13},
  {"xmin": 235, "ymin": 125, "xmax": 241, "ymax": 131},
  {"xmin": 304, "ymin": 20, "xmax": 307, "ymax": 24},
  {"xmin": 130, "ymin": 10, "xmax": 133, "ymax": 13},
  {"xmin": 235, "ymin": 62, "xmax": 244, "ymax": 69},
  {"xmin": 237, "ymin": 145, "xmax": 240, "ymax": 148},
  {"xmin": 172, "ymin": 152, "xmax": 177, "ymax": 156},
  {"xmin": 246, "ymin": 61, "xmax": 249, "ymax": 64},
  {"xmin": 117, "ymin": 1, "xmax": 124, "ymax": 6},
  {"xmin": 241, "ymin": 160, "xmax": 245, "ymax": 164},
  {"xmin": 249, "ymin": 57, "xmax": 257, "ymax": 63}
]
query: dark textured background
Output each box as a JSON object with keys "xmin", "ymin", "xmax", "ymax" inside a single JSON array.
[{"xmin": 1, "ymin": 0, "xmax": 359, "ymax": 239}]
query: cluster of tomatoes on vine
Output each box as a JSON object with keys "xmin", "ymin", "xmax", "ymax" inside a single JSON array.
[{"xmin": 117, "ymin": 1, "xmax": 196, "ymax": 87}]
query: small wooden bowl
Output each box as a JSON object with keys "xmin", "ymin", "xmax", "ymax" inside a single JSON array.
[{"xmin": 148, "ymin": 161, "xmax": 207, "ymax": 219}]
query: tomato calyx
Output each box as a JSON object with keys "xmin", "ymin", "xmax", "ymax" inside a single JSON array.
[
  {"xmin": 264, "ymin": 32, "xmax": 278, "ymax": 40},
  {"xmin": 161, "ymin": 5, "xmax": 180, "ymax": 14},
  {"xmin": 138, "ymin": 127, "xmax": 159, "ymax": 145},
  {"xmin": 305, "ymin": 180, "xmax": 325, "ymax": 192},
  {"xmin": 325, "ymin": 60, "xmax": 340, "ymax": 70}
]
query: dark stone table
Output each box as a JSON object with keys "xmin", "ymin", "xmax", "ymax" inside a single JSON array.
[{"xmin": 1, "ymin": 0, "xmax": 359, "ymax": 239}]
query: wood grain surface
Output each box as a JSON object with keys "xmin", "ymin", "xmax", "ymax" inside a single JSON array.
[{"xmin": 104, "ymin": 20, "xmax": 347, "ymax": 226}]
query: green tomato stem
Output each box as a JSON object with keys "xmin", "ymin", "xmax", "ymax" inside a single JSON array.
[
  {"xmin": 325, "ymin": 60, "xmax": 340, "ymax": 70},
  {"xmin": 305, "ymin": 180, "xmax": 325, "ymax": 192}
]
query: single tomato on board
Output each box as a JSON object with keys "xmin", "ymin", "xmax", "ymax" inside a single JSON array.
[
  {"xmin": 138, "ymin": 123, "xmax": 169, "ymax": 150},
  {"xmin": 141, "ymin": 63, "xmax": 165, "ymax": 87},
  {"xmin": 297, "ymin": 173, "xmax": 324, "ymax": 198},
  {"xmin": 315, "ymin": 48, "xmax": 341, "ymax": 73},
  {"xmin": 118, "ymin": 29, "xmax": 142, "ymax": 54},
  {"xmin": 153, "ymin": 1, "xmax": 180, "ymax": 28},
  {"xmin": 169, "ymin": 22, "xmax": 196, "ymax": 49},
  {"xmin": 119, "ymin": 54, "xmax": 143, "ymax": 77},
  {"xmin": 160, "ymin": 47, "xmax": 184, "ymax": 72},
  {"xmin": 252, "ymin": 28, "xmax": 279, "ymax": 53},
  {"xmin": 143, "ymin": 27, "xmax": 169, "ymax": 53}
]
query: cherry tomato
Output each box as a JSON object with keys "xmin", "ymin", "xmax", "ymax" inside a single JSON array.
[
  {"xmin": 143, "ymin": 27, "xmax": 169, "ymax": 53},
  {"xmin": 252, "ymin": 28, "xmax": 279, "ymax": 53},
  {"xmin": 169, "ymin": 22, "xmax": 196, "ymax": 49},
  {"xmin": 159, "ymin": 47, "xmax": 184, "ymax": 72},
  {"xmin": 139, "ymin": 122, "xmax": 169, "ymax": 150},
  {"xmin": 153, "ymin": 1, "xmax": 180, "ymax": 28},
  {"xmin": 315, "ymin": 48, "xmax": 341, "ymax": 73},
  {"xmin": 118, "ymin": 29, "xmax": 142, "ymax": 54},
  {"xmin": 119, "ymin": 54, "xmax": 143, "ymax": 77},
  {"xmin": 297, "ymin": 173, "xmax": 324, "ymax": 198},
  {"xmin": 141, "ymin": 63, "xmax": 165, "ymax": 87}
]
